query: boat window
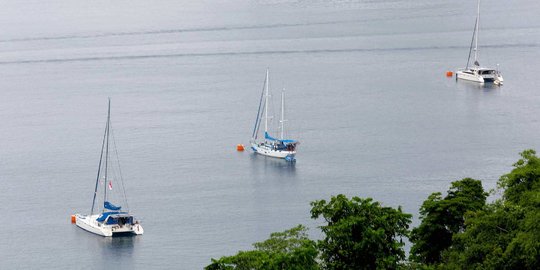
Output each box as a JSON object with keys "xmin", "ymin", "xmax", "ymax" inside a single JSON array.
[
  {"xmin": 105, "ymin": 216, "xmax": 133, "ymax": 225},
  {"xmin": 106, "ymin": 217, "xmax": 119, "ymax": 225},
  {"xmin": 118, "ymin": 217, "xmax": 126, "ymax": 226}
]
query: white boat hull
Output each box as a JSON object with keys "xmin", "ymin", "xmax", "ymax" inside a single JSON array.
[
  {"xmin": 456, "ymin": 70, "xmax": 484, "ymax": 83},
  {"xmin": 456, "ymin": 69, "xmax": 503, "ymax": 84},
  {"xmin": 75, "ymin": 214, "xmax": 143, "ymax": 237},
  {"xmin": 251, "ymin": 143, "xmax": 296, "ymax": 160}
]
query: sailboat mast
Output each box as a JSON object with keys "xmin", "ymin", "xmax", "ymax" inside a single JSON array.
[
  {"xmin": 90, "ymin": 102, "xmax": 109, "ymax": 216},
  {"xmin": 474, "ymin": 0, "xmax": 480, "ymax": 63},
  {"xmin": 252, "ymin": 74, "xmax": 267, "ymax": 141},
  {"xmin": 103, "ymin": 98, "xmax": 111, "ymax": 211},
  {"xmin": 280, "ymin": 88, "xmax": 285, "ymax": 140},
  {"xmin": 264, "ymin": 68, "xmax": 269, "ymax": 136}
]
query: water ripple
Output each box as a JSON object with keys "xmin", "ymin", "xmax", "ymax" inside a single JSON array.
[{"xmin": 0, "ymin": 43, "xmax": 537, "ymax": 65}]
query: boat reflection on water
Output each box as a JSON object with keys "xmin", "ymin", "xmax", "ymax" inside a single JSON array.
[
  {"xmin": 73, "ymin": 225, "xmax": 139, "ymax": 269},
  {"xmin": 101, "ymin": 234, "xmax": 137, "ymax": 249},
  {"xmin": 456, "ymin": 78, "xmax": 502, "ymax": 93},
  {"xmin": 98, "ymin": 236, "xmax": 138, "ymax": 268},
  {"xmin": 249, "ymin": 152, "xmax": 297, "ymax": 179}
]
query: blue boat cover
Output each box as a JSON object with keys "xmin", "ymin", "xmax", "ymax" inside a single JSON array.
[
  {"xmin": 96, "ymin": 211, "xmax": 125, "ymax": 222},
  {"xmin": 264, "ymin": 132, "xmax": 297, "ymax": 144},
  {"xmin": 105, "ymin": 215, "xmax": 134, "ymax": 225},
  {"xmin": 104, "ymin": 201, "xmax": 122, "ymax": 211}
]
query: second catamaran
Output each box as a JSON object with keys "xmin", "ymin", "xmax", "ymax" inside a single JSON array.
[
  {"xmin": 455, "ymin": 0, "xmax": 504, "ymax": 85},
  {"xmin": 250, "ymin": 69, "xmax": 298, "ymax": 161}
]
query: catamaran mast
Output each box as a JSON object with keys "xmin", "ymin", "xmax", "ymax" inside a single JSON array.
[
  {"xmin": 264, "ymin": 68, "xmax": 269, "ymax": 137},
  {"xmin": 90, "ymin": 101, "xmax": 109, "ymax": 216},
  {"xmin": 103, "ymin": 98, "xmax": 111, "ymax": 212},
  {"xmin": 474, "ymin": 0, "xmax": 480, "ymax": 64}
]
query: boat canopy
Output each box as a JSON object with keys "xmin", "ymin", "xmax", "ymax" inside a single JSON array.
[
  {"xmin": 265, "ymin": 132, "xmax": 297, "ymax": 144},
  {"xmin": 105, "ymin": 215, "xmax": 133, "ymax": 225},
  {"xmin": 96, "ymin": 211, "xmax": 126, "ymax": 222},
  {"xmin": 104, "ymin": 201, "xmax": 122, "ymax": 211}
]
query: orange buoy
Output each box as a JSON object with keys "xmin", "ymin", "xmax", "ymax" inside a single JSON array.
[
  {"xmin": 237, "ymin": 144, "xmax": 245, "ymax": 151},
  {"xmin": 446, "ymin": 71, "xmax": 453, "ymax": 77},
  {"xmin": 71, "ymin": 215, "xmax": 76, "ymax": 224}
]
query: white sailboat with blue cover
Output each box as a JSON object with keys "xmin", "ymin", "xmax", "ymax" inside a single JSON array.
[
  {"xmin": 250, "ymin": 69, "xmax": 298, "ymax": 161},
  {"xmin": 75, "ymin": 99, "xmax": 143, "ymax": 237}
]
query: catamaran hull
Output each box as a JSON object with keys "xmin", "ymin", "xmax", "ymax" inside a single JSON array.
[
  {"xmin": 456, "ymin": 70, "xmax": 503, "ymax": 84},
  {"xmin": 75, "ymin": 214, "xmax": 143, "ymax": 237},
  {"xmin": 251, "ymin": 143, "xmax": 296, "ymax": 160},
  {"xmin": 456, "ymin": 71, "xmax": 485, "ymax": 83}
]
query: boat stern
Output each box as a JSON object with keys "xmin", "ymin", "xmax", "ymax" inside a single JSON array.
[
  {"xmin": 132, "ymin": 223, "xmax": 144, "ymax": 235},
  {"xmin": 110, "ymin": 224, "xmax": 143, "ymax": 236},
  {"xmin": 495, "ymin": 74, "xmax": 504, "ymax": 85}
]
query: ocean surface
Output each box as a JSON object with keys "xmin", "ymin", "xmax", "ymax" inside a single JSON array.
[{"xmin": 1, "ymin": 0, "xmax": 540, "ymax": 268}]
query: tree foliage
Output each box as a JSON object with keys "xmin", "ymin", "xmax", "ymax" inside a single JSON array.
[
  {"xmin": 207, "ymin": 150, "xmax": 540, "ymax": 270},
  {"xmin": 310, "ymin": 195, "xmax": 411, "ymax": 270},
  {"xmin": 409, "ymin": 178, "xmax": 487, "ymax": 265},
  {"xmin": 441, "ymin": 150, "xmax": 540, "ymax": 269},
  {"xmin": 499, "ymin": 149, "xmax": 540, "ymax": 206},
  {"xmin": 205, "ymin": 225, "xmax": 319, "ymax": 270}
]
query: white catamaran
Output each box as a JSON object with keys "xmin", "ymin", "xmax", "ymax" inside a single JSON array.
[
  {"xmin": 250, "ymin": 69, "xmax": 298, "ymax": 161},
  {"xmin": 456, "ymin": 0, "xmax": 503, "ymax": 85},
  {"xmin": 75, "ymin": 99, "xmax": 143, "ymax": 237}
]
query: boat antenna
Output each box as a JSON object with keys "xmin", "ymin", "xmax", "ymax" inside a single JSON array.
[{"xmin": 90, "ymin": 100, "xmax": 109, "ymax": 216}]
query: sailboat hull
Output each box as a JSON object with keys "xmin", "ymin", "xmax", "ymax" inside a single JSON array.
[
  {"xmin": 456, "ymin": 69, "xmax": 503, "ymax": 84},
  {"xmin": 251, "ymin": 143, "xmax": 296, "ymax": 160},
  {"xmin": 456, "ymin": 70, "xmax": 485, "ymax": 83},
  {"xmin": 75, "ymin": 214, "xmax": 144, "ymax": 237}
]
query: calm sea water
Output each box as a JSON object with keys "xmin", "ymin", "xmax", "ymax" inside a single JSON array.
[{"xmin": 1, "ymin": 0, "xmax": 540, "ymax": 268}]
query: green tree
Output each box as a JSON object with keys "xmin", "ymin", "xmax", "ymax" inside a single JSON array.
[
  {"xmin": 310, "ymin": 195, "xmax": 411, "ymax": 270},
  {"xmin": 205, "ymin": 225, "xmax": 319, "ymax": 270},
  {"xmin": 409, "ymin": 178, "xmax": 487, "ymax": 265},
  {"xmin": 499, "ymin": 149, "xmax": 540, "ymax": 206},
  {"xmin": 441, "ymin": 150, "xmax": 540, "ymax": 269}
]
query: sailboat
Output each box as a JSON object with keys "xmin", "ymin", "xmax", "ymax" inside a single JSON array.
[
  {"xmin": 250, "ymin": 69, "xmax": 298, "ymax": 161},
  {"xmin": 456, "ymin": 0, "xmax": 503, "ymax": 85},
  {"xmin": 75, "ymin": 99, "xmax": 143, "ymax": 237}
]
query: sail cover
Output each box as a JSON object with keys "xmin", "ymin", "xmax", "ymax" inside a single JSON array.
[
  {"xmin": 264, "ymin": 132, "xmax": 297, "ymax": 144},
  {"xmin": 104, "ymin": 201, "xmax": 122, "ymax": 211}
]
